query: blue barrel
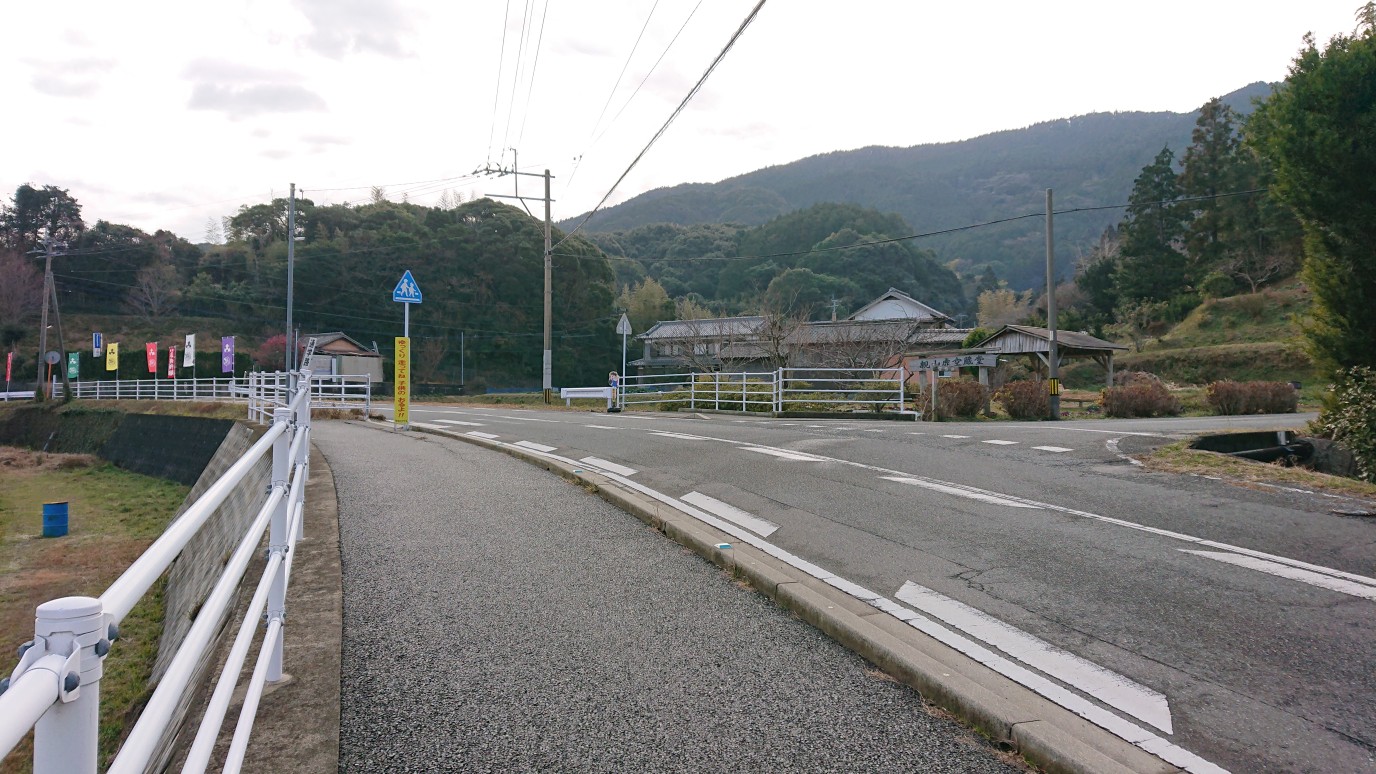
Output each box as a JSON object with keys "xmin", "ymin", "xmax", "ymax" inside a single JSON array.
[{"xmin": 42, "ymin": 502, "xmax": 68, "ymax": 538}]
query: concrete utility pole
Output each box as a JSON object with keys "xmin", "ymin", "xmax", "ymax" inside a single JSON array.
[
  {"xmin": 48, "ymin": 263, "xmax": 72, "ymax": 402},
  {"xmin": 286, "ymin": 183, "xmax": 296, "ymax": 372},
  {"xmin": 1045, "ymin": 189, "xmax": 1060, "ymax": 421},
  {"xmin": 482, "ymin": 157, "xmax": 556, "ymax": 403},
  {"xmin": 35, "ymin": 238, "xmax": 53, "ymax": 400},
  {"xmin": 543, "ymin": 169, "xmax": 552, "ymax": 404}
]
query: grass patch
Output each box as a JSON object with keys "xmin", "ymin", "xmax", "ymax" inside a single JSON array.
[
  {"xmin": 0, "ymin": 448, "xmax": 189, "ymax": 773},
  {"xmin": 1143, "ymin": 440, "xmax": 1376, "ymax": 500}
]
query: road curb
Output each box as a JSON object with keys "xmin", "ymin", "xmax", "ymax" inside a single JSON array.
[{"xmin": 402, "ymin": 421, "xmax": 1182, "ymax": 774}]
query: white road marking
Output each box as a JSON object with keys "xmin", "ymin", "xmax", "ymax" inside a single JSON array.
[
  {"xmin": 880, "ymin": 477, "xmax": 1043, "ymax": 509},
  {"xmin": 745, "ymin": 447, "xmax": 826, "ymax": 462},
  {"xmin": 410, "ymin": 422, "xmax": 445, "ymax": 430},
  {"xmin": 465, "ymin": 438, "xmax": 1223, "ymax": 773},
  {"xmin": 650, "ymin": 431, "xmax": 713, "ymax": 441},
  {"xmin": 578, "ymin": 456, "xmax": 637, "ymax": 476},
  {"xmin": 434, "ymin": 419, "xmax": 485, "ymax": 426},
  {"xmin": 681, "ymin": 492, "xmax": 779, "ymax": 537},
  {"xmin": 983, "ymin": 439, "xmax": 1019, "ymax": 446},
  {"xmin": 512, "ymin": 441, "xmax": 557, "ymax": 453},
  {"xmin": 941, "ymin": 434, "xmax": 970, "ymax": 439},
  {"xmin": 466, "ymin": 431, "xmax": 499, "ymax": 439},
  {"xmin": 908, "ymin": 432, "xmax": 927, "ymax": 435},
  {"xmin": 1181, "ymin": 550, "xmax": 1376, "ymax": 601},
  {"xmin": 1050, "ymin": 427, "xmax": 1171, "ymax": 437},
  {"xmin": 584, "ymin": 425, "xmax": 620, "ymax": 430},
  {"xmin": 1106, "ymin": 437, "xmax": 1144, "ymax": 466},
  {"xmin": 1033, "ymin": 445, "xmax": 1074, "ymax": 453},
  {"xmin": 863, "ymin": 428, "xmax": 884, "ymax": 432},
  {"xmin": 895, "ymin": 582, "xmax": 1173, "ymax": 733},
  {"xmin": 497, "ymin": 415, "xmax": 558, "ymax": 422},
  {"xmin": 806, "ymin": 425, "xmax": 826, "ymax": 428}
]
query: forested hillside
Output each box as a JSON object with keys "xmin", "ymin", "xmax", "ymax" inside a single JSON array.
[{"xmin": 566, "ymin": 83, "xmax": 1274, "ymax": 291}]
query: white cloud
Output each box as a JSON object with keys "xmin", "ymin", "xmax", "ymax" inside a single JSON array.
[{"xmin": 188, "ymin": 83, "xmax": 328, "ymax": 116}]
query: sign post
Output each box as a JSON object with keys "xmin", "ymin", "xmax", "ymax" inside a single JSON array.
[
  {"xmin": 300, "ymin": 336, "xmax": 319, "ymax": 372},
  {"xmin": 616, "ymin": 313, "xmax": 632, "ymax": 384},
  {"xmin": 92, "ymin": 332, "xmax": 102, "ymax": 358},
  {"xmin": 392, "ymin": 271, "xmax": 421, "ymax": 430}
]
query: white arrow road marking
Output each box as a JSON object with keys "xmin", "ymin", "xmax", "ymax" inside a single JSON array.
[
  {"xmin": 896, "ymin": 582, "xmax": 1173, "ymax": 734},
  {"xmin": 578, "ymin": 456, "xmax": 637, "ymax": 477},
  {"xmin": 745, "ymin": 447, "xmax": 827, "ymax": 461},
  {"xmin": 465, "ymin": 431, "xmax": 499, "ymax": 439},
  {"xmin": 434, "ymin": 419, "xmax": 484, "ymax": 426},
  {"xmin": 880, "ymin": 477, "xmax": 1043, "ymax": 509},
  {"xmin": 650, "ymin": 431, "xmax": 714, "ymax": 441},
  {"xmin": 681, "ymin": 492, "xmax": 779, "ymax": 537},
  {"xmin": 1033, "ymin": 445, "xmax": 1074, "ymax": 453},
  {"xmin": 1181, "ymin": 550, "xmax": 1376, "ymax": 601},
  {"xmin": 512, "ymin": 441, "xmax": 557, "ymax": 453},
  {"xmin": 983, "ymin": 439, "xmax": 1019, "ymax": 445}
]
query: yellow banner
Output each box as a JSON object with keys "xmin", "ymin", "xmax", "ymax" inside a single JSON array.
[
  {"xmin": 394, "ymin": 336, "xmax": 410, "ymax": 426},
  {"xmin": 106, "ymin": 342, "xmax": 119, "ymax": 371}
]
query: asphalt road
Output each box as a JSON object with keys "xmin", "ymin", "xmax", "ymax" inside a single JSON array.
[
  {"xmin": 385, "ymin": 403, "xmax": 1375, "ymax": 774},
  {"xmin": 313, "ymin": 422, "xmax": 1023, "ymax": 773}
]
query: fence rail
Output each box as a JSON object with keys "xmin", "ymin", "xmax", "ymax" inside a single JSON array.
[
  {"xmin": 62, "ymin": 374, "xmax": 371, "ymax": 423},
  {"xmin": 1, "ymin": 374, "xmax": 316, "ymax": 773},
  {"xmin": 617, "ymin": 368, "xmax": 910, "ymax": 415}
]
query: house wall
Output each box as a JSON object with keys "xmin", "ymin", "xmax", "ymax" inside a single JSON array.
[{"xmin": 851, "ymin": 299, "xmax": 926, "ymax": 321}]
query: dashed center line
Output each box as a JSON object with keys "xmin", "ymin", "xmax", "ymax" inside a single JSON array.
[{"xmin": 1033, "ymin": 445, "xmax": 1074, "ymax": 453}]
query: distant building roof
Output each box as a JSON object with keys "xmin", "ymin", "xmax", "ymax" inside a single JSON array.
[
  {"xmin": 785, "ymin": 318, "xmax": 927, "ymax": 346},
  {"xmin": 638, "ymin": 316, "xmax": 765, "ymax": 341},
  {"xmin": 846, "ymin": 288, "xmax": 951, "ymax": 323},
  {"xmin": 302, "ymin": 332, "xmax": 380, "ymax": 356},
  {"xmin": 974, "ymin": 325, "xmax": 1128, "ymax": 354}
]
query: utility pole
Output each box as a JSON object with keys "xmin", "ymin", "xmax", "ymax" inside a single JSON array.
[
  {"xmin": 481, "ymin": 157, "xmax": 555, "ymax": 403},
  {"xmin": 48, "ymin": 262, "xmax": 72, "ymax": 402},
  {"xmin": 543, "ymin": 168, "xmax": 552, "ymax": 404},
  {"xmin": 1045, "ymin": 189, "xmax": 1060, "ymax": 421},
  {"xmin": 286, "ymin": 183, "xmax": 296, "ymax": 372}
]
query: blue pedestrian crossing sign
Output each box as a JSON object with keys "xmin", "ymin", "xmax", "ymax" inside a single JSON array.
[{"xmin": 392, "ymin": 270, "xmax": 423, "ymax": 303}]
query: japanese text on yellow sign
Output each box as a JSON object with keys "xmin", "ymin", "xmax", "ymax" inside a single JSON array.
[
  {"xmin": 394, "ymin": 336, "xmax": 410, "ymax": 426},
  {"xmin": 106, "ymin": 342, "xmax": 119, "ymax": 371}
]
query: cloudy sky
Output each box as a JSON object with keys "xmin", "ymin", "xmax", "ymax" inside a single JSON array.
[{"xmin": 4, "ymin": 1, "xmax": 1361, "ymax": 242}]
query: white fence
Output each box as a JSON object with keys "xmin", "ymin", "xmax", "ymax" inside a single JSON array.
[
  {"xmin": 618, "ymin": 368, "xmax": 910, "ymax": 414},
  {"xmin": 0, "ymin": 376, "xmax": 315, "ymax": 773},
  {"xmin": 62, "ymin": 374, "xmax": 371, "ymax": 422}
]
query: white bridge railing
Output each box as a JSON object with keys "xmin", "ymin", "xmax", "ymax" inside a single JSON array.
[
  {"xmin": 617, "ymin": 368, "xmax": 910, "ymax": 414},
  {"xmin": 63, "ymin": 374, "xmax": 371, "ymax": 422},
  {"xmin": 0, "ymin": 375, "xmax": 316, "ymax": 773}
]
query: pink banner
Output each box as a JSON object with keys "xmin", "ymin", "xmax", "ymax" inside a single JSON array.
[
  {"xmin": 167, "ymin": 346, "xmax": 177, "ymax": 379},
  {"xmin": 146, "ymin": 342, "xmax": 158, "ymax": 373}
]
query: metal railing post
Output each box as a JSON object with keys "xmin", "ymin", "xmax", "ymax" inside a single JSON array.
[
  {"xmin": 31, "ymin": 596, "xmax": 108, "ymax": 774},
  {"xmin": 690, "ymin": 376, "xmax": 696, "ymax": 411},
  {"xmin": 740, "ymin": 372, "xmax": 746, "ymax": 412},
  {"xmin": 266, "ymin": 409, "xmax": 291, "ymax": 682},
  {"xmin": 294, "ymin": 375, "xmax": 311, "ymax": 541}
]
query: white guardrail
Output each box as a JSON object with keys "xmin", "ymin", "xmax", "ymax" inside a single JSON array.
[
  {"xmin": 0, "ymin": 374, "xmax": 315, "ymax": 773},
  {"xmin": 62, "ymin": 373, "xmax": 371, "ymax": 421},
  {"xmin": 617, "ymin": 368, "xmax": 910, "ymax": 414}
]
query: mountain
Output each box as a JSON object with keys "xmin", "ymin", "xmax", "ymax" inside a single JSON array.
[{"xmin": 562, "ymin": 82, "xmax": 1275, "ymax": 291}]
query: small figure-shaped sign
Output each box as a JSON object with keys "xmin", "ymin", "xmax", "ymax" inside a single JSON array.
[{"xmin": 607, "ymin": 370, "xmax": 622, "ymax": 413}]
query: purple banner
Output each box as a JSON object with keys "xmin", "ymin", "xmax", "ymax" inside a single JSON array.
[{"xmin": 221, "ymin": 336, "xmax": 235, "ymax": 373}]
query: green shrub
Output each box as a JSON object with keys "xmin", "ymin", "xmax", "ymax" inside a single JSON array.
[
  {"xmin": 1199, "ymin": 272, "xmax": 1237, "ymax": 299},
  {"xmin": 995, "ymin": 379, "xmax": 1048, "ymax": 419},
  {"xmin": 1101, "ymin": 381, "xmax": 1181, "ymax": 417},
  {"xmin": 1206, "ymin": 380, "xmax": 1299, "ymax": 415},
  {"xmin": 918, "ymin": 380, "xmax": 988, "ymax": 419},
  {"xmin": 1317, "ymin": 366, "xmax": 1376, "ymax": 483}
]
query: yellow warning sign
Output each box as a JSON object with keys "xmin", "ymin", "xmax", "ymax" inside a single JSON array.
[
  {"xmin": 394, "ymin": 337, "xmax": 410, "ymax": 426},
  {"xmin": 1047, "ymin": 377, "xmax": 1061, "ymax": 396}
]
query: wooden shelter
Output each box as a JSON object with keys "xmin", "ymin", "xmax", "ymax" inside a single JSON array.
[{"xmin": 973, "ymin": 325, "xmax": 1128, "ymax": 386}]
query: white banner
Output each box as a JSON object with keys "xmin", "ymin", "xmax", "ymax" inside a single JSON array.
[{"xmin": 183, "ymin": 334, "xmax": 196, "ymax": 367}]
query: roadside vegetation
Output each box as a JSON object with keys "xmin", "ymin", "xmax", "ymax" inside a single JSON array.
[{"xmin": 0, "ymin": 448, "xmax": 189, "ymax": 773}]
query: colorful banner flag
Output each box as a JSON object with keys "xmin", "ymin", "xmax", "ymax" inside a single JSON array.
[
  {"xmin": 146, "ymin": 342, "xmax": 158, "ymax": 373},
  {"xmin": 67, "ymin": 352, "xmax": 79, "ymax": 380},
  {"xmin": 394, "ymin": 336, "xmax": 410, "ymax": 426},
  {"xmin": 106, "ymin": 342, "xmax": 119, "ymax": 371},
  {"xmin": 221, "ymin": 336, "xmax": 235, "ymax": 374},
  {"xmin": 183, "ymin": 334, "xmax": 195, "ymax": 367},
  {"xmin": 5, "ymin": 351, "xmax": 12, "ymax": 382},
  {"xmin": 167, "ymin": 346, "xmax": 177, "ymax": 379}
]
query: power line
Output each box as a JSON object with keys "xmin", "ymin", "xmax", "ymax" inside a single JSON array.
[
  {"xmin": 500, "ymin": 0, "xmax": 535, "ymax": 154},
  {"xmin": 515, "ymin": 0, "xmax": 551, "ymax": 149},
  {"xmin": 486, "ymin": 0, "xmax": 514, "ymax": 165},
  {"xmin": 554, "ymin": 0, "xmax": 769, "ymax": 250}
]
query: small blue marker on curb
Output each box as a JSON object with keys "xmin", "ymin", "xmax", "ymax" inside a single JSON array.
[{"xmin": 715, "ymin": 543, "xmax": 732, "ymax": 549}]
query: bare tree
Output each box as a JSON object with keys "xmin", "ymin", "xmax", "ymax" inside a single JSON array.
[
  {"xmin": 1226, "ymin": 251, "xmax": 1298, "ymax": 294},
  {"xmin": 126, "ymin": 264, "xmax": 181, "ymax": 320},
  {"xmin": 798, "ymin": 318, "xmax": 926, "ymax": 371},
  {"xmin": 415, "ymin": 336, "xmax": 450, "ymax": 383},
  {"xmin": 977, "ymin": 288, "xmax": 1033, "ymax": 328}
]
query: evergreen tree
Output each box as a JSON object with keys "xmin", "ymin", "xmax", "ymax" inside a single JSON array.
[
  {"xmin": 1179, "ymin": 99, "xmax": 1240, "ymax": 280},
  {"xmin": 1248, "ymin": 19, "xmax": 1376, "ymax": 371},
  {"xmin": 1114, "ymin": 147, "xmax": 1188, "ymax": 301}
]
